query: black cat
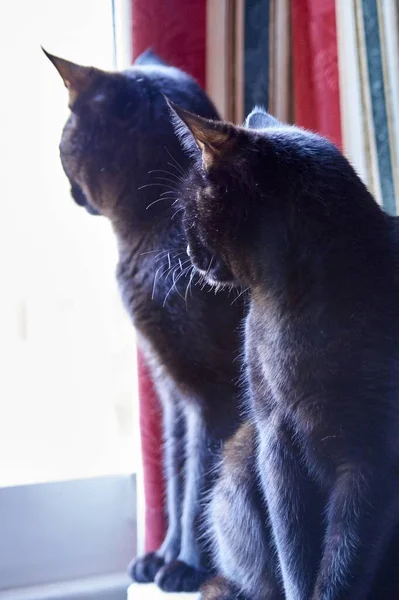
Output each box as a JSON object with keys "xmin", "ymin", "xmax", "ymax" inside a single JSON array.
[
  {"xmin": 169, "ymin": 101, "xmax": 399, "ymax": 600},
  {"xmin": 44, "ymin": 48, "xmax": 245, "ymax": 592}
]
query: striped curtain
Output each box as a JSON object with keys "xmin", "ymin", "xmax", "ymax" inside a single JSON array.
[
  {"xmin": 206, "ymin": 0, "xmax": 398, "ymax": 211},
  {"xmin": 336, "ymin": 0, "xmax": 399, "ymax": 214}
]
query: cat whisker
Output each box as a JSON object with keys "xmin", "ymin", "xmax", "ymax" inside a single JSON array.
[
  {"xmin": 231, "ymin": 286, "xmax": 250, "ymax": 305},
  {"xmin": 146, "ymin": 196, "xmax": 175, "ymax": 210},
  {"xmin": 138, "ymin": 182, "xmax": 176, "ymax": 191},
  {"xmin": 148, "ymin": 169, "xmax": 184, "ymax": 184},
  {"xmin": 152, "ymin": 262, "xmax": 168, "ymax": 300},
  {"xmin": 167, "ymin": 161, "xmax": 185, "ymax": 177},
  {"xmin": 184, "ymin": 265, "xmax": 196, "ymax": 304},
  {"xmin": 171, "ymin": 206, "xmax": 184, "ymax": 220},
  {"xmin": 177, "ymin": 257, "xmax": 191, "ymax": 271},
  {"xmin": 173, "ymin": 265, "xmax": 193, "ymax": 302},
  {"xmin": 139, "ymin": 248, "xmax": 169, "ymax": 256},
  {"xmin": 160, "ymin": 262, "xmax": 177, "ymax": 280},
  {"xmin": 160, "ymin": 190, "xmax": 178, "ymax": 198},
  {"xmin": 167, "ymin": 198, "xmax": 180, "ymax": 207},
  {"xmin": 163, "ymin": 264, "xmax": 190, "ymax": 306},
  {"xmin": 206, "ymin": 256, "xmax": 214, "ymax": 277},
  {"xmin": 153, "ymin": 176, "xmax": 180, "ymax": 189},
  {"xmin": 171, "ymin": 250, "xmax": 186, "ymax": 260},
  {"xmin": 158, "ymin": 253, "xmax": 188, "ymax": 280},
  {"xmin": 162, "ymin": 256, "xmax": 185, "ymax": 279},
  {"xmin": 200, "ymin": 278, "xmax": 208, "ymax": 291},
  {"xmin": 164, "ymin": 146, "xmax": 186, "ymax": 176},
  {"xmin": 154, "ymin": 250, "xmax": 172, "ymax": 262}
]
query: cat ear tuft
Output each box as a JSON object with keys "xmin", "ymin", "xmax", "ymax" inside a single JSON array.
[
  {"xmin": 42, "ymin": 48, "xmax": 97, "ymax": 108},
  {"xmin": 244, "ymin": 107, "xmax": 281, "ymax": 130},
  {"xmin": 134, "ymin": 48, "xmax": 168, "ymax": 67},
  {"xmin": 165, "ymin": 98, "xmax": 235, "ymax": 169}
]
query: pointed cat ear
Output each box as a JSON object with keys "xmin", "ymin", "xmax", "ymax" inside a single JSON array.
[
  {"xmin": 134, "ymin": 48, "xmax": 168, "ymax": 67},
  {"xmin": 166, "ymin": 98, "xmax": 236, "ymax": 169},
  {"xmin": 244, "ymin": 107, "xmax": 281, "ymax": 130},
  {"xmin": 42, "ymin": 48, "xmax": 98, "ymax": 107}
]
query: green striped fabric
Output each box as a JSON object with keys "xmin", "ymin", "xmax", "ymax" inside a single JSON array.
[
  {"xmin": 244, "ymin": 0, "xmax": 270, "ymax": 115},
  {"xmin": 360, "ymin": 0, "xmax": 397, "ymax": 214}
]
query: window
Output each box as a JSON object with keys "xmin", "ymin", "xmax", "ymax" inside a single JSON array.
[{"xmin": 1, "ymin": 1, "xmax": 138, "ymax": 597}]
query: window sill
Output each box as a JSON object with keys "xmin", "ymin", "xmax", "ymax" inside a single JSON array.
[
  {"xmin": 127, "ymin": 583, "xmax": 199, "ymax": 600},
  {"xmin": 0, "ymin": 475, "xmax": 136, "ymax": 591},
  {"xmin": 0, "ymin": 574, "xmax": 130, "ymax": 600}
]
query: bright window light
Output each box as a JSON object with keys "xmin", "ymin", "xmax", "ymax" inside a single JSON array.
[{"xmin": 0, "ymin": 0, "xmax": 137, "ymax": 487}]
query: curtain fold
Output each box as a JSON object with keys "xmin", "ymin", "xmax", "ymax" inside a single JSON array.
[
  {"xmin": 136, "ymin": 352, "xmax": 165, "ymax": 552},
  {"xmin": 131, "ymin": 0, "xmax": 207, "ymax": 553},
  {"xmin": 291, "ymin": 0, "xmax": 342, "ymax": 147}
]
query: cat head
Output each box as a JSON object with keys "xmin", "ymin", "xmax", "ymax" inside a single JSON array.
[
  {"xmin": 44, "ymin": 49, "xmax": 143, "ymax": 217},
  {"xmin": 169, "ymin": 103, "xmax": 373, "ymax": 289},
  {"xmin": 44, "ymin": 48, "xmax": 218, "ymax": 223}
]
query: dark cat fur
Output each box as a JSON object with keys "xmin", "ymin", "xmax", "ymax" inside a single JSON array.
[
  {"xmin": 44, "ymin": 49, "xmax": 246, "ymax": 592},
  {"xmin": 169, "ymin": 102, "xmax": 399, "ymax": 600}
]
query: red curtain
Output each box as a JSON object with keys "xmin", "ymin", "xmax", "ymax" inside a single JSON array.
[
  {"xmin": 136, "ymin": 352, "xmax": 165, "ymax": 552},
  {"xmin": 131, "ymin": 0, "xmax": 207, "ymax": 553},
  {"xmin": 291, "ymin": 0, "xmax": 342, "ymax": 148},
  {"xmin": 132, "ymin": 1, "xmax": 206, "ymax": 88}
]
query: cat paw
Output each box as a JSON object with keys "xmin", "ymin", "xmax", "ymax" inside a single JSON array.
[
  {"xmin": 128, "ymin": 552, "xmax": 165, "ymax": 583},
  {"xmin": 200, "ymin": 576, "xmax": 241, "ymax": 600},
  {"xmin": 155, "ymin": 559, "xmax": 209, "ymax": 592}
]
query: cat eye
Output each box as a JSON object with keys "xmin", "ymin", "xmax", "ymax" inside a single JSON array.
[{"xmin": 186, "ymin": 244, "xmax": 191, "ymax": 257}]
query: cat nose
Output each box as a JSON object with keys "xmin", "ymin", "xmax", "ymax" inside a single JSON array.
[{"xmin": 186, "ymin": 244, "xmax": 191, "ymax": 257}]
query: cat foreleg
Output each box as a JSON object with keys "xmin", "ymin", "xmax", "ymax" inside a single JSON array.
[
  {"xmin": 129, "ymin": 394, "xmax": 184, "ymax": 583},
  {"xmin": 311, "ymin": 463, "xmax": 399, "ymax": 600},
  {"xmin": 258, "ymin": 420, "xmax": 324, "ymax": 600},
  {"xmin": 209, "ymin": 422, "xmax": 283, "ymax": 600},
  {"xmin": 155, "ymin": 402, "xmax": 212, "ymax": 592}
]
